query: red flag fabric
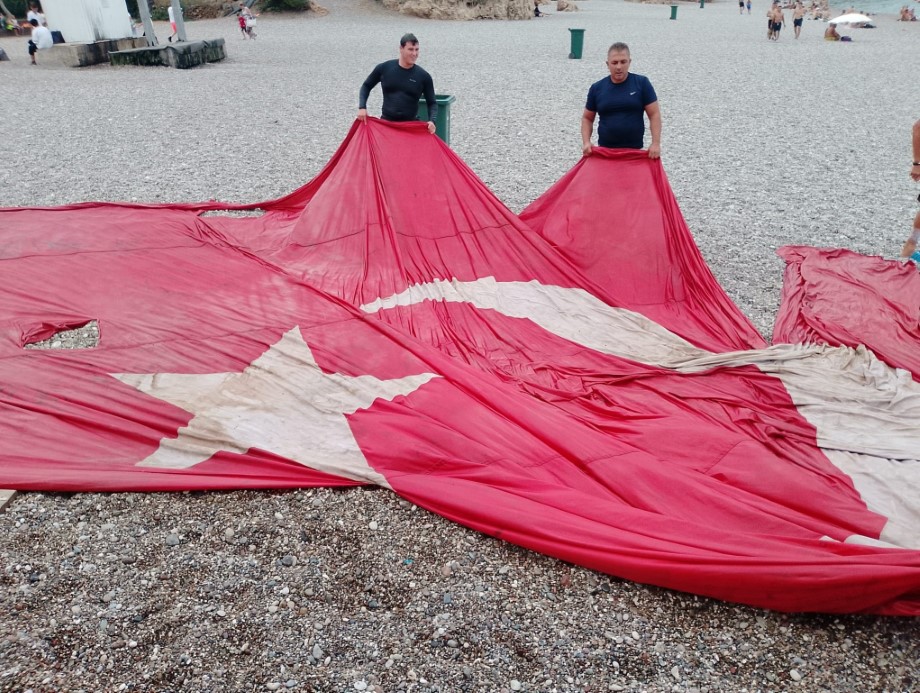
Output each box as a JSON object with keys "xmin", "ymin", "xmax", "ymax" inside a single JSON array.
[
  {"xmin": 1, "ymin": 119, "xmax": 918, "ymax": 615},
  {"xmin": 774, "ymin": 246, "xmax": 920, "ymax": 380},
  {"xmin": 519, "ymin": 147, "xmax": 766, "ymax": 354}
]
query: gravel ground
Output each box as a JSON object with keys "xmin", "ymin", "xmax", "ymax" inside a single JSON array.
[{"xmin": 1, "ymin": 1, "xmax": 919, "ymax": 691}]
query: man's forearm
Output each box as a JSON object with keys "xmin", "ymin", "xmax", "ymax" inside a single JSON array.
[
  {"xmin": 581, "ymin": 118, "xmax": 593, "ymax": 146},
  {"xmin": 358, "ymin": 73, "xmax": 378, "ymax": 109},
  {"xmin": 425, "ymin": 85, "xmax": 438, "ymax": 123},
  {"xmin": 650, "ymin": 113, "xmax": 661, "ymax": 146}
]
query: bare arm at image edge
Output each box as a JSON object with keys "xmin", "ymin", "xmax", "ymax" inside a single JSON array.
[{"xmin": 911, "ymin": 119, "xmax": 920, "ymax": 181}]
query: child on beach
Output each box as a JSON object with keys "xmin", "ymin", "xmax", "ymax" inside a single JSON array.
[
  {"xmin": 167, "ymin": 4, "xmax": 179, "ymax": 43},
  {"xmin": 237, "ymin": 3, "xmax": 257, "ymax": 39}
]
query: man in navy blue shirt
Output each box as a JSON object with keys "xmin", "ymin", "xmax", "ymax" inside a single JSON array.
[
  {"xmin": 358, "ymin": 33, "xmax": 437, "ymax": 135},
  {"xmin": 581, "ymin": 42, "xmax": 661, "ymax": 158}
]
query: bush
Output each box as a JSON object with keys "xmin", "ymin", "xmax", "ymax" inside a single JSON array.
[{"xmin": 260, "ymin": 0, "xmax": 311, "ymax": 10}]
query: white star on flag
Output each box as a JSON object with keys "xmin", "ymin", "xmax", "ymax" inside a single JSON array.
[{"xmin": 113, "ymin": 327, "xmax": 439, "ymax": 487}]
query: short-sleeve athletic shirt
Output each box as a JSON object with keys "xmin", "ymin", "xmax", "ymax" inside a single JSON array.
[{"xmin": 585, "ymin": 73, "xmax": 658, "ymax": 149}]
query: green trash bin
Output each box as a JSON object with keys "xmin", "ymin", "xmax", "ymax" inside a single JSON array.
[
  {"xmin": 417, "ymin": 94, "xmax": 457, "ymax": 145},
  {"xmin": 670, "ymin": 4, "xmax": 678, "ymax": 18},
  {"xmin": 568, "ymin": 28, "xmax": 585, "ymax": 59},
  {"xmin": 699, "ymin": 0, "xmax": 705, "ymax": 7}
]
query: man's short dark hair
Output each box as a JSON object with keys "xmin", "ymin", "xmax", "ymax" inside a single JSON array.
[
  {"xmin": 607, "ymin": 42, "xmax": 630, "ymax": 56},
  {"xmin": 400, "ymin": 33, "xmax": 418, "ymax": 46},
  {"xmin": 29, "ymin": 18, "xmax": 38, "ymax": 26}
]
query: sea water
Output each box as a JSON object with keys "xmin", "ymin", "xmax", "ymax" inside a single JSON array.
[{"xmin": 827, "ymin": 0, "xmax": 912, "ymax": 15}]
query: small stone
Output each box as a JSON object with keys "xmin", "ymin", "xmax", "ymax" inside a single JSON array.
[
  {"xmin": 285, "ymin": 681, "xmax": 297, "ymax": 689},
  {"xmin": 631, "ymin": 631, "xmax": 640, "ymax": 641},
  {"xmin": 510, "ymin": 680, "xmax": 522, "ymax": 691},
  {"xmin": 368, "ymin": 521, "xmax": 379, "ymax": 531},
  {"xmin": 447, "ymin": 639, "xmax": 459, "ymax": 648},
  {"xmin": 354, "ymin": 682, "xmax": 368, "ymax": 691},
  {"xmin": 670, "ymin": 666, "xmax": 680, "ymax": 681},
  {"xmin": 790, "ymin": 669, "xmax": 803, "ymax": 682},
  {"xmin": 281, "ymin": 555, "xmax": 296, "ymax": 567},
  {"xmin": 165, "ymin": 534, "xmax": 180, "ymax": 547},
  {"xmin": 224, "ymin": 528, "xmax": 235, "ymax": 539},
  {"xmin": 312, "ymin": 644, "xmax": 323, "ymax": 659},
  {"xmin": 266, "ymin": 684, "xmax": 281, "ymax": 691}
]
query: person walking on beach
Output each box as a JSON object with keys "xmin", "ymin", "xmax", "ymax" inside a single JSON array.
[
  {"xmin": 357, "ymin": 33, "xmax": 437, "ymax": 135},
  {"xmin": 770, "ymin": 3, "xmax": 785, "ymax": 40},
  {"xmin": 746, "ymin": 0, "xmax": 752, "ymax": 14},
  {"xmin": 167, "ymin": 3, "xmax": 180, "ymax": 43},
  {"xmin": 237, "ymin": 2, "xmax": 257, "ymax": 39},
  {"xmin": 581, "ymin": 42, "xmax": 661, "ymax": 159},
  {"xmin": 27, "ymin": 17, "xmax": 52, "ymax": 65},
  {"xmin": 793, "ymin": 1, "xmax": 805, "ymax": 37},
  {"xmin": 899, "ymin": 119, "xmax": 920, "ymax": 262}
]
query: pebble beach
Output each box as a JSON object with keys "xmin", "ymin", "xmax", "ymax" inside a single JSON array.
[{"xmin": 1, "ymin": 1, "xmax": 919, "ymax": 691}]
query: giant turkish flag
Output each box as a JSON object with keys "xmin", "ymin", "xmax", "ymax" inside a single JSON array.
[{"xmin": 1, "ymin": 119, "xmax": 918, "ymax": 615}]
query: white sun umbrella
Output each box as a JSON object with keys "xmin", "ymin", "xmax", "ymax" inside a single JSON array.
[{"xmin": 829, "ymin": 12, "xmax": 873, "ymax": 23}]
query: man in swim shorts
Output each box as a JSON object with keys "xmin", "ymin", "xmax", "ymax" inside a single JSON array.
[
  {"xmin": 771, "ymin": 4, "xmax": 785, "ymax": 39},
  {"xmin": 793, "ymin": 1, "xmax": 805, "ymax": 37}
]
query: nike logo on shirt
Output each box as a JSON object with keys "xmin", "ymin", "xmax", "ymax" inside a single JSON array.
[{"xmin": 630, "ymin": 91, "xmax": 637, "ymax": 95}]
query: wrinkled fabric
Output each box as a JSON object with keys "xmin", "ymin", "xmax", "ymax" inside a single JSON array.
[
  {"xmin": 774, "ymin": 246, "xmax": 920, "ymax": 380},
  {"xmin": 1, "ymin": 119, "xmax": 918, "ymax": 615}
]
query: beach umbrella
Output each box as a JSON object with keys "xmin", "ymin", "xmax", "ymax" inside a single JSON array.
[{"xmin": 829, "ymin": 12, "xmax": 873, "ymax": 24}]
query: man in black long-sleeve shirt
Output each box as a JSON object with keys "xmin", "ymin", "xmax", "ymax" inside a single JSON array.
[{"xmin": 357, "ymin": 33, "xmax": 437, "ymax": 134}]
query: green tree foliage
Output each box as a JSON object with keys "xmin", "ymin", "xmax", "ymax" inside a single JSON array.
[
  {"xmin": 4, "ymin": 0, "xmax": 27, "ymax": 17},
  {"xmin": 260, "ymin": 0, "xmax": 311, "ymax": 10}
]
